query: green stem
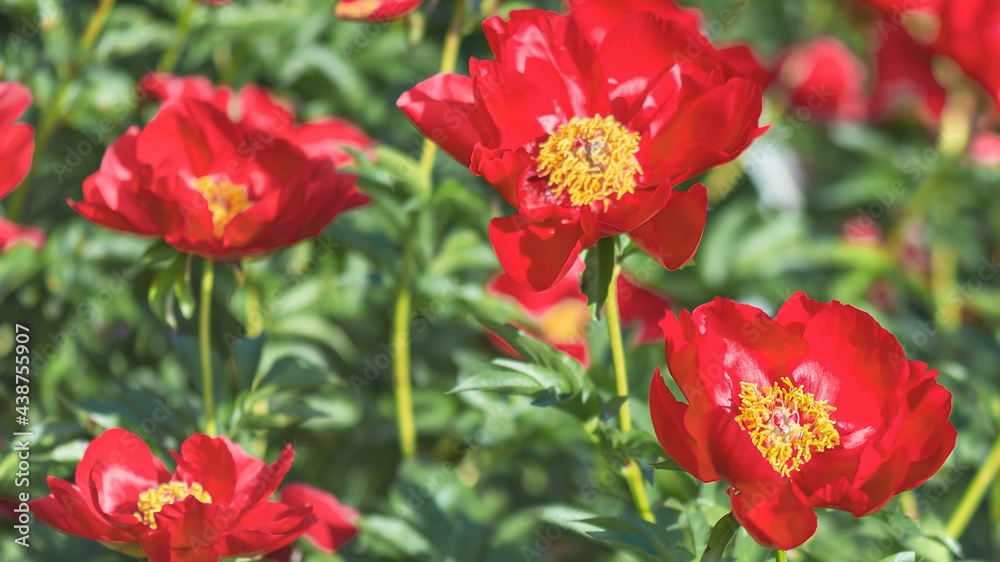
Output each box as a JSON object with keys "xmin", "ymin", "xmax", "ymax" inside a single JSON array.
[
  {"xmin": 606, "ymin": 264, "xmax": 632, "ymax": 433},
  {"xmin": 775, "ymin": 550, "xmax": 788, "ymax": 562},
  {"xmin": 414, "ymin": 0, "xmax": 466, "ymax": 199},
  {"xmin": 391, "ymin": 0, "xmax": 466, "ymax": 460},
  {"xmin": 6, "ymin": 0, "xmax": 118, "ymax": 221},
  {"xmin": 199, "ymin": 260, "xmax": 218, "ymax": 437},
  {"xmin": 392, "ymin": 237, "xmax": 417, "ymax": 460},
  {"xmin": 945, "ymin": 433, "xmax": 1000, "ymax": 539},
  {"xmin": 158, "ymin": 0, "xmax": 198, "ymax": 73},
  {"xmin": 606, "ymin": 262, "xmax": 655, "ymax": 523}
]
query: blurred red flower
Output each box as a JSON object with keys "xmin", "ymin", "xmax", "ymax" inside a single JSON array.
[
  {"xmin": 649, "ymin": 293, "xmax": 955, "ymax": 549},
  {"xmin": 0, "ymin": 82, "xmax": 45, "ymax": 252},
  {"xmin": 870, "ymin": 24, "xmax": 946, "ymax": 123},
  {"xmin": 776, "ymin": 37, "xmax": 869, "ymax": 122},
  {"xmin": 32, "ymin": 429, "xmax": 315, "ymax": 562},
  {"xmin": 398, "ymin": 8, "xmax": 765, "ymax": 290},
  {"xmin": 70, "ymin": 94, "xmax": 368, "ymax": 259},
  {"xmin": 486, "ymin": 260, "xmax": 675, "ymax": 368},
  {"xmin": 334, "ymin": 0, "xmax": 422, "ymax": 21},
  {"xmin": 140, "ymin": 73, "xmax": 377, "ymax": 169}
]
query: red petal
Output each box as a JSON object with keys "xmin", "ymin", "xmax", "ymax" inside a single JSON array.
[
  {"xmin": 335, "ymin": 0, "xmax": 422, "ymax": 22},
  {"xmin": 616, "ymin": 273, "xmax": 673, "ymax": 346},
  {"xmin": 32, "ymin": 478, "xmax": 133, "ymax": 542},
  {"xmin": 139, "ymin": 73, "xmax": 230, "ymax": 110},
  {"xmin": 648, "ymin": 368, "xmax": 719, "ymax": 482},
  {"xmin": 0, "ymin": 217, "xmax": 45, "ymax": 252},
  {"xmin": 729, "ymin": 483, "xmax": 817, "ymax": 550},
  {"xmin": 569, "ymin": 0, "xmax": 703, "ymax": 44},
  {"xmin": 0, "ymin": 82, "xmax": 33, "ymax": 200},
  {"xmin": 280, "ymin": 483, "xmax": 359, "ymax": 554},
  {"xmin": 482, "ymin": 10, "xmax": 610, "ymax": 120},
  {"xmin": 627, "ymin": 184, "xmax": 708, "ymax": 270},
  {"xmin": 488, "ymin": 215, "xmax": 584, "ymax": 291},
  {"xmin": 397, "ymin": 73, "xmax": 481, "ymax": 167}
]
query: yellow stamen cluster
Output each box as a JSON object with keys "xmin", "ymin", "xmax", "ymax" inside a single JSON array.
[
  {"xmin": 735, "ymin": 378, "xmax": 840, "ymax": 477},
  {"xmin": 133, "ymin": 481, "xmax": 212, "ymax": 529},
  {"xmin": 538, "ymin": 300, "xmax": 591, "ymax": 343},
  {"xmin": 536, "ymin": 115, "xmax": 643, "ymax": 209},
  {"xmin": 191, "ymin": 176, "xmax": 252, "ymax": 238}
]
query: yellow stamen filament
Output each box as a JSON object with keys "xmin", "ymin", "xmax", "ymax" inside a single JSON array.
[
  {"xmin": 536, "ymin": 115, "xmax": 643, "ymax": 209},
  {"xmin": 538, "ymin": 300, "xmax": 591, "ymax": 343},
  {"xmin": 191, "ymin": 176, "xmax": 252, "ymax": 238},
  {"xmin": 735, "ymin": 378, "xmax": 840, "ymax": 477},
  {"xmin": 133, "ymin": 481, "xmax": 212, "ymax": 529}
]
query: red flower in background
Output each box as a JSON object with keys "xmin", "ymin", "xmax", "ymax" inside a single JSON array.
[
  {"xmin": 398, "ymin": 8, "xmax": 766, "ymax": 290},
  {"xmin": 0, "ymin": 82, "xmax": 45, "ymax": 252},
  {"xmin": 487, "ymin": 260, "xmax": 592, "ymax": 368},
  {"xmin": 649, "ymin": 293, "xmax": 955, "ymax": 549},
  {"xmin": 775, "ymin": 37, "xmax": 869, "ymax": 122},
  {"xmin": 141, "ymin": 73, "xmax": 377, "ymax": 169},
  {"xmin": 486, "ymin": 261, "xmax": 675, "ymax": 367},
  {"xmin": 870, "ymin": 24, "xmax": 946, "ymax": 123},
  {"xmin": 334, "ymin": 0, "xmax": 422, "ymax": 21},
  {"xmin": 32, "ymin": 429, "xmax": 315, "ymax": 562},
  {"xmin": 70, "ymin": 93, "xmax": 368, "ymax": 259}
]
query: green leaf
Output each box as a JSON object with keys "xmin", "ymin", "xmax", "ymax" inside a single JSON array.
[
  {"xmin": 702, "ymin": 512, "xmax": 740, "ymax": 562},
  {"xmin": 581, "ymin": 236, "xmax": 616, "ymax": 319},
  {"xmin": 584, "ymin": 515, "xmax": 693, "ymax": 562},
  {"xmin": 232, "ymin": 332, "xmax": 266, "ymax": 390},
  {"xmin": 148, "ymin": 255, "xmax": 184, "ymax": 330},
  {"xmin": 253, "ymin": 356, "xmax": 331, "ymax": 390},
  {"xmin": 475, "ymin": 317, "xmax": 587, "ymax": 397},
  {"xmin": 174, "ymin": 254, "xmax": 196, "ymax": 320},
  {"xmin": 651, "ymin": 459, "xmax": 687, "ymax": 471}
]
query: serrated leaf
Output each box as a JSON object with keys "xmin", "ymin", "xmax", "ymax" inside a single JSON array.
[
  {"xmin": 581, "ymin": 236, "xmax": 616, "ymax": 319},
  {"xmin": 702, "ymin": 512, "xmax": 740, "ymax": 562}
]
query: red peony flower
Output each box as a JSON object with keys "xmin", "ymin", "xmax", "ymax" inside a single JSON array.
[
  {"xmin": 775, "ymin": 37, "xmax": 869, "ymax": 123},
  {"xmin": 140, "ymin": 73, "xmax": 377, "ymax": 169},
  {"xmin": 398, "ymin": 9, "xmax": 766, "ymax": 290},
  {"xmin": 70, "ymin": 94, "xmax": 368, "ymax": 259},
  {"xmin": 614, "ymin": 273, "xmax": 675, "ymax": 346},
  {"xmin": 334, "ymin": 0, "xmax": 422, "ymax": 21},
  {"xmin": 870, "ymin": 24, "xmax": 946, "ymax": 123},
  {"xmin": 0, "ymin": 82, "xmax": 45, "ymax": 252},
  {"xmin": 649, "ymin": 293, "xmax": 955, "ymax": 549},
  {"xmin": 486, "ymin": 259, "xmax": 592, "ymax": 368},
  {"xmin": 486, "ymin": 260, "xmax": 675, "ymax": 367},
  {"xmin": 32, "ymin": 428, "xmax": 315, "ymax": 562},
  {"xmin": 933, "ymin": 1, "xmax": 1000, "ymax": 108},
  {"xmin": 278, "ymin": 483, "xmax": 359, "ymax": 554}
]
